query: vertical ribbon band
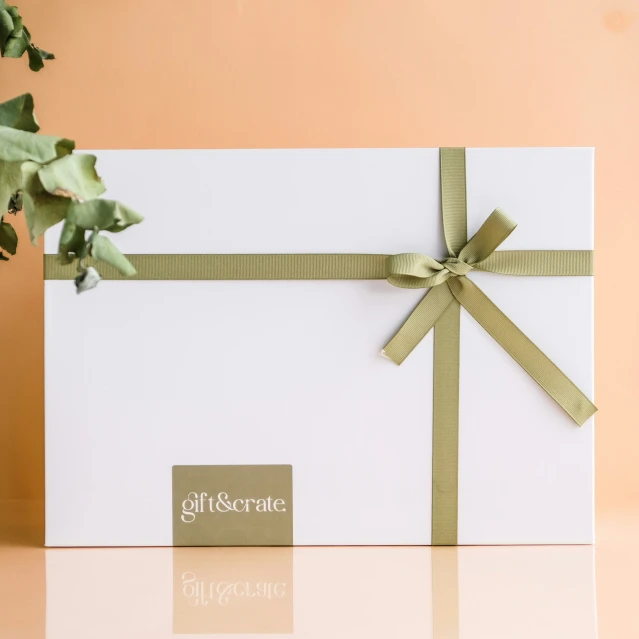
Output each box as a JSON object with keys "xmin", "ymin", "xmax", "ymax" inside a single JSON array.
[{"xmin": 432, "ymin": 147, "xmax": 466, "ymax": 546}]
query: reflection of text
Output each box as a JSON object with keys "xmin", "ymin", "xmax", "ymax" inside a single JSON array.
[{"xmin": 182, "ymin": 572, "xmax": 287, "ymax": 606}]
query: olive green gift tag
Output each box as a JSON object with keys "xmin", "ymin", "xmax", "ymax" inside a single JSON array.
[{"xmin": 172, "ymin": 465, "xmax": 293, "ymax": 546}]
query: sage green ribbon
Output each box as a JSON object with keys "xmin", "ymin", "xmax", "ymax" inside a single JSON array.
[
  {"xmin": 44, "ymin": 147, "xmax": 596, "ymax": 545},
  {"xmin": 380, "ymin": 148, "xmax": 596, "ymax": 543}
]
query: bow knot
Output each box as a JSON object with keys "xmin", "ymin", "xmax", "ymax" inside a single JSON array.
[
  {"xmin": 386, "ymin": 207, "xmax": 517, "ymax": 289},
  {"xmin": 385, "ymin": 253, "xmax": 471, "ymax": 288},
  {"xmin": 442, "ymin": 257, "xmax": 473, "ymax": 277}
]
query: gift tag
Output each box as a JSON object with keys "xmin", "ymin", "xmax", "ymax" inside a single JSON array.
[{"xmin": 172, "ymin": 465, "xmax": 293, "ymax": 546}]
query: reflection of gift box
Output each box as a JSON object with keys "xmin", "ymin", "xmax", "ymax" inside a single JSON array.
[
  {"xmin": 44, "ymin": 148, "xmax": 594, "ymax": 546},
  {"xmin": 45, "ymin": 546, "xmax": 597, "ymax": 638}
]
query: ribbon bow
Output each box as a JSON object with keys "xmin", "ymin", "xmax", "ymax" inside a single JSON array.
[
  {"xmin": 380, "ymin": 152, "xmax": 595, "ymax": 431},
  {"xmin": 386, "ymin": 207, "xmax": 514, "ymax": 289}
]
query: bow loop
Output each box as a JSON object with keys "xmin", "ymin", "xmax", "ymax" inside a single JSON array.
[
  {"xmin": 458, "ymin": 208, "xmax": 517, "ymax": 266},
  {"xmin": 386, "ymin": 207, "xmax": 517, "ymax": 290}
]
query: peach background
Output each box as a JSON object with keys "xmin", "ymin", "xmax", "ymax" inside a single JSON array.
[{"xmin": 1, "ymin": 0, "xmax": 638, "ymax": 515}]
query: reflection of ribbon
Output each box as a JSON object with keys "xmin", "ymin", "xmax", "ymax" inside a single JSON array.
[
  {"xmin": 44, "ymin": 147, "xmax": 596, "ymax": 545},
  {"xmin": 432, "ymin": 547, "xmax": 459, "ymax": 639}
]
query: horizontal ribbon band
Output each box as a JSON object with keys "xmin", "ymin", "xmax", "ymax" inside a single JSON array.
[
  {"xmin": 475, "ymin": 250, "xmax": 593, "ymax": 276},
  {"xmin": 44, "ymin": 253, "xmax": 388, "ymax": 281},
  {"xmin": 44, "ymin": 250, "xmax": 592, "ymax": 281}
]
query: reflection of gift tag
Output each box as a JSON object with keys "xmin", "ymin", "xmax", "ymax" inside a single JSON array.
[
  {"xmin": 172, "ymin": 547, "xmax": 294, "ymax": 635},
  {"xmin": 172, "ymin": 465, "xmax": 293, "ymax": 546}
]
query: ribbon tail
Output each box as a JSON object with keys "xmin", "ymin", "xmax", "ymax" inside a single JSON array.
[
  {"xmin": 382, "ymin": 284, "xmax": 455, "ymax": 365},
  {"xmin": 447, "ymin": 277, "xmax": 597, "ymax": 426}
]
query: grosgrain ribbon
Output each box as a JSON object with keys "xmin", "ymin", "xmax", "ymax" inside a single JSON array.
[
  {"xmin": 382, "ymin": 206, "xmax": 595, "ymax": 426},
  {"xmin": 43, "ymin": 147, "xmax": 596, "ymax": 546},
  {"xmin": 383, "ymin": 149, "xmax": 595, "ymax": 543},
  {"xmin": 385, "ymin": 207, "xmax": 516, "ymax": 289}
]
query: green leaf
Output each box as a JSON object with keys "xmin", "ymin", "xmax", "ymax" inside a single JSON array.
[
  {"xmin": 0, "ymin": 251, "xmax": 8, "ymax": 261},
  {"xmin": 57, "ymin": 219, "xmax": 86, "ymax": 265},
  {"xmin": 22, "ymin": 160, "xmax": 71, "ymax": 244},
  {"xmin": 0, "ymin": 4, "xmax": 53, "ymax": 68},
  {"xmin": 3, "ymin": 32, "xmax": 28, "ymax": 57},
  {"xmin": 2, "ymin": 10, "xmax": 27, "ymax": 58},
  {"xmin": 91, "ymin": 234, "xmax": 136, "ymax": 276},
  {"xmin": 36, "ymin": 46, "xmax": 54, "ymax": 60},
  {"xmin": 107, "ymin": 201, "xmax": 144, "ymax": 233},
  {"xmin": 38, "ymin": 154, "xmax": 105, "ymax": 201},
  {"xmin": 0, "ymin": 125, "xmax": 74, "ymax": 163},
  {"xmin": 0, "ymin": 219, "xmax": 17, "ymax": 254},
  {"xmin": 0, "ymin": 93, "xmax": 39, "ymax": 132},
  {"xmin": 26, "ymin": 43, "xmax": 43, "ymax": 71},
  {"xmin": 0, "ymin": 159, "xmax": 22, "ymax": 215},
  {"xmin": 68, "ymin": 198, "xmax": 144, "ymax": 232},
  {"xmin": 0, "ymin": 8, "xmax": 14, "ymax": 50},
  {"xmin": 4, "ymin": 4, "xmax": 19, "ymax": 19}
]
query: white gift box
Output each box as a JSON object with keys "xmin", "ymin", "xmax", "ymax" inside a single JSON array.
[{"xmin": 44, "ymin": 148, "xmax": 594, "ymax": 546}]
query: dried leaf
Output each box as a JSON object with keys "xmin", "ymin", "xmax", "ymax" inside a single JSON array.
[
  {"xmin": 21, "ymin": 161, "xmax": 71, "ymax": 244},
  {"xmin": 68, "ymin": 198, "xmax": 143, "ymax": 232},
  {"xmin": 0, "ymin": 2, "xmax": 53, "ymax": 70},
  {"xmin": 57, "ymin": 219, "xmax": 86, "ymax": 265},
  {"xmin": 38, "ymin": 154, "xmax": 105, "ymax": 201},
  {"xmin": 0, "ymin": 6, "xmax": 27, "ymax": 59},
  {"xmin": 91, "ymin": 234, "xmax": 136, "ymax": 276},
  {"xmin": 0, "ymin": 7, "xmax": 15, "ymax": 52},
  {"xmin": 0, "ymin": 159, "xmax": 22, "ymax": 215},
  {"xmin": 0, "ymin": 125, "xmax": 74, "ymax": 163},
  {"xmin": 0, "ymin": 93, "xmax": 39, "ymax": 132},
  {"xmin": 36, "ymin": 46, "xmax": 54, "ymax": 60},
  {"xmin": 26, "ymin": 43, "xmax": 43, "ymax": 71},
  {"xmin": 0, "ymin": 219, "xmax": 17, "ymax": 254}
]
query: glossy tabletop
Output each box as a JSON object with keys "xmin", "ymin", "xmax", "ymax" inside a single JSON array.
[{"xmin": 1, "ymin": 501, "xmax": 638, "ymax": 638}]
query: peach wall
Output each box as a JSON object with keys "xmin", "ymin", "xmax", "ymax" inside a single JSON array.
[{"xmin": 1, "ymin": 0, "xmax": 637, "ymax": 512}]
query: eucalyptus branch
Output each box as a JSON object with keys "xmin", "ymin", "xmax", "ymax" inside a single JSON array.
[
  {"xmin": 0, "ymin": 1, "xmax": 53, "ymax": 71},
  {"xmin": 0, "ymin": 6, "xmax": 142, "ymax": 292},
  {"xmin": 0, "ymin": 94, "xmax": 144, "ymax": 291}
]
